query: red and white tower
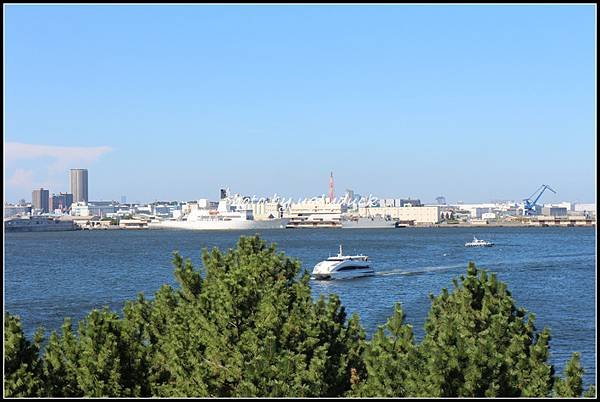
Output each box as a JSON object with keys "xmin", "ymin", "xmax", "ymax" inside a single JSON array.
[{"xmin": 328, "ymin": 171, "xmax": 335, "ymax": 203}]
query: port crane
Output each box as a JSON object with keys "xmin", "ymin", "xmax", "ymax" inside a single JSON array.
[{"xmin": 522, "ymin": 184, "xmax": 556, "ymax": 215}]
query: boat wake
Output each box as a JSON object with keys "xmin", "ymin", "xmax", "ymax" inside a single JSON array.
[{"xmin": 376, "ymin": 263, "xmax": 466, "ymax": 277}]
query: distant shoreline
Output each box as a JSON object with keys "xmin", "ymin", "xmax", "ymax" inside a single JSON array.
[
  {"xmin": 413, "ymin": 223, "xmax": 596, "ymax": 228},
  {"xmin": 4, "ymin": 223, "xmax": 596, "ymax": 233}
]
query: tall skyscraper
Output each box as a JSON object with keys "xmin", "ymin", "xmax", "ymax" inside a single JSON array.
[
  {"xmin": 70, "ymin": 168, "xmax": 88, "ymax": 203},
  {"xmin": 328, "ymin": 172, "xmax": 335, "ymax": 203},
  {"xmin": 32, "ymin": 188, "xmax": 49, "ymax": 213}
]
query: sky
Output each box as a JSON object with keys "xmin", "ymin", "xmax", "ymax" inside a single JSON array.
[{"xmin": 4, "ymin": 4, "xmax": 596, "ymax": 204}]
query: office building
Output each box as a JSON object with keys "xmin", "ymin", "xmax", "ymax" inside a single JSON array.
[
  {"xmin": 70, "ymin": 169, "xmax": 88, "ymax": 203},
  {"xmin": 50, "ymin": 193, "xmax": 74, "ymax": 212},
  {"xmin": 32, "ymin": 188, "xmax": 49, "ymax": 213}
]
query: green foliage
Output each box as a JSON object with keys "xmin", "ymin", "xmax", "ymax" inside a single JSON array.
[
  {"xmin": 4, "ymin": 313, "xmax": 45, "ymax": 397},
  {"xmin": 583, "ymin": 384, "xmax": 596, "ymax": 398},
  {"xmin": 147, "ymin": 235, "xmax": 365, "ymax": 397},
  {"xmin": 351, "ymin": 261, "xmax": 591, "ymax": 398},
  {"xmin": 415, "ymin": 262, "xmax": 555, "ymax": 397},
  {"xmin": 42, "ymin": 308, "xmax": 151, "ymax": 397},
  {"xmin": 351, "ymin": 303, "xmax": 419, "ymax": 397},
  {"xmin": 42, "ymin": 318, "xmax": 82, "ymax": 396},
  {"xmin": 553, "ymin": 352, "xmax": 584, "ymax": 397},
  {"xmin": 3, "ymin": 240, "xmax": 594, "ymax": 398}
]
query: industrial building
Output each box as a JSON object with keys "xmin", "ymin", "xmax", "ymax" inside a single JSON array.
[
  {"xmin": 357, "ymin": 205, "xmax": 441, "ymax": 224},
  {"xmin": 542, "ymin": 206, "xmax": 568, "ymax": 217}
]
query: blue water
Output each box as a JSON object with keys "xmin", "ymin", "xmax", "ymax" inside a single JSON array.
[{"xmin": 4, "ymin": 227, "xmax": 596, "ymax": 389}]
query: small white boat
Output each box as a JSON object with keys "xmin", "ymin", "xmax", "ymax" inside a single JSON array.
[
  {"xmin": 465, "ymin": 237, "xmax": 494, "ymax": 247},
  {"xmin": 311, "ymin": 245, "xmax": 374, "ymax": 280}
]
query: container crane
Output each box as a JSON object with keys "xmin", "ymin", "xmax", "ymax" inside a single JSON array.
[{"xmin": 523, "ymin": 184, "xmax": 556, "ymax": 215}]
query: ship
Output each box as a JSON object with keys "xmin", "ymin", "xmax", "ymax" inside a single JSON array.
[
  {"xmin": 4, "ymin": 216, "xmax": 75, "ymax": 232},
  {"xmin": 285, "ymin": 213, "xmax": 342, "ymax": 228},
  {"xmin": 464, "ymin": 237, "xmax": 494, "ymax": 247},
  {"xmin": 148, "ymin": 199, "xmax": 288, "ymax": 230},
  {"xmin": 311, "ymin": 245, "xmax": 374, "ymax": 280},
  {"xmin": 341, "ymin": 215, "xmax": 396, "ymax": 229}
]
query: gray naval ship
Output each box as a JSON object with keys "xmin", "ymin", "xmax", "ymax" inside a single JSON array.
[{"xmin": 341, "ymin": 215, "xmax": 397, "ymax": 229}]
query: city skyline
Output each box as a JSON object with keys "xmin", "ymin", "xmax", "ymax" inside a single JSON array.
[
  {"xmin": 4, "ymin": 5, "xmax": 596, "ymax": 204},
  {"xmin": 3, "ymin": 167, "xmax": 591, "ymax": 207}
]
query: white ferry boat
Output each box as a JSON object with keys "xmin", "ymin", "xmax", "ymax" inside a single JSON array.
[
  {"xmin": 464, "ymin": 237, "xmax": 494, "ymax": 247},
  {"xmin": 311, "ymin": 245, "xmax": 375, "ymax": 280},
  {"xmin": 149, "ymin": 199, "xmax": 288, "ymax": 230}
]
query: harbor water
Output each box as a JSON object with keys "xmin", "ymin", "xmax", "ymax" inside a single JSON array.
[{"xmin": 4, "ymin": 227, "xmax": 596, "ymax": 388}]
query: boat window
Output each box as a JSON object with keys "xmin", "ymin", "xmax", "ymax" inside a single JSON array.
[{"xmin": 336, "ymin": 266, "xmax": 370, "ymax": 271}]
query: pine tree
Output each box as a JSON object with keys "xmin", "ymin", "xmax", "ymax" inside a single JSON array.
[
  {"xmin": 114, "ymin": 235, "xmax": 366, "ymax": 397},
  {"xmin": 417, "ymin": 262, "xmax": 556, "ymax": 397},
  {"xmin": 583, "ymin": 384, "xmax": 596, "ymax": 398},
  {"xmin": 4, "ymin": 313, "xmax": 45, "ymax": 397},
  {"xmin": 42, "ymin": 318, "xmax": 83, "ymax": 396},
  {"xmin": 351, "ymin": 303, "xmax": 419, "ymax": 397},
  {"xmin": 553, "ymin": 352, "xmax": 584, "ymax": 397},
  {"xmin": 351, "ymin": 262, "xmax": 593, "ymax": 398}
]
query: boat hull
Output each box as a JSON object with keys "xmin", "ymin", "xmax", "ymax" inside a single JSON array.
[
  {"xmin": 148, "ymin": 218, "xmax": 289, "ymax": 230},
  {"xmin": 286, "ymin": 221, "xmax": 342, "ymax": 228},
  {"xmin": 312, "ymin": 268, "xmax": 375, "ymax": 280},
  {"xmin": 342, "ymin": 218, "xmax": 396, "ymax": 229},
  {"xmin": 4, "ymin": 218, "xmax": 75, "ymax": 232}
]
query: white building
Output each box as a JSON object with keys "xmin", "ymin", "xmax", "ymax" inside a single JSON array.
[
  {"xmin": 574, "ymin": 203, "xmax": 596, "ymax": 214},
  {"xmin": 396, "ymin": 205, "xmax": 440, "ymax": 224},
  {"xmin": 357, "ymin": 205, "xmax": 441, "ymax": 224},
  {"xmin": 544, "ymin": 202, "xmax": 573, "ymax": 211},
  {"xmin": 249, "ymin": 201, "xmax": 283, "ymax": 220},
  {"xmin": 70, "ymin": 202, "xmax": 91, "ymax": 217},
  {"xmin": 448, "ymin": 202, "xmax": 519, "ymax": 219},
  {"xmin": 70, "ymin": 201, "xmax": 116, "ymax": 217},
  {"xmin": 482, "ymin": 212, "xmax": 496, "ymax": 220}
]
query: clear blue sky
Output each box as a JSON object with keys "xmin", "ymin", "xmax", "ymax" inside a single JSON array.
[{"xmin": 4, "ymin": 4, "xmax": 596, "ymax": 204}]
